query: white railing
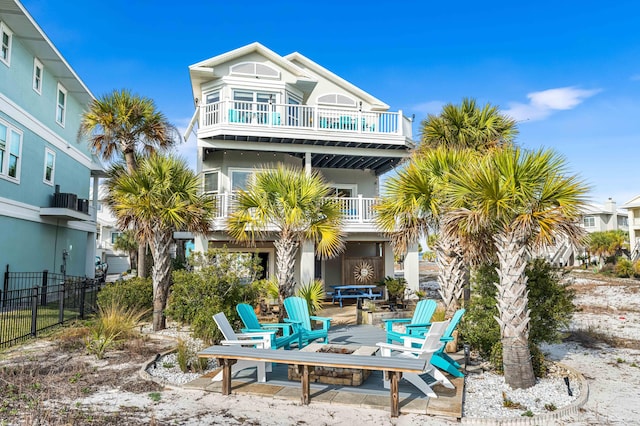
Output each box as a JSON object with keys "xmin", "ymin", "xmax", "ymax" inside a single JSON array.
[
  {"xmin": 210, "ymin": 193, "xmax": 378, "ymax": 223},
  {"xmin": 199, "ymin": 101, "xmax": 408, "ymax": 137}
]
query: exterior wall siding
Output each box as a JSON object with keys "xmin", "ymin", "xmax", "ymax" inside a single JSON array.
[{"xmin": 0, "ymin": 215, "xmax": 88, "ymax": 276}]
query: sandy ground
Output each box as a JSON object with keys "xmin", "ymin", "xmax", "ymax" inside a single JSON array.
[{"xmin": 2, "ymin": 269, "xmax": 639, "ymax": 425}]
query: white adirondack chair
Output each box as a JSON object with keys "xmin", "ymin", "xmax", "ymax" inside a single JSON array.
[
  {"xmin": 377, "ymin": 320, "xmax": 454, "ymax": 398},
  {"xmin": 211, "ymin": 312, "xmax": 275, "ymax": 382}
]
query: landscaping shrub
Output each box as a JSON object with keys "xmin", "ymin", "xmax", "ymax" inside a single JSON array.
[
  {"xmin": 297, "ymin": 280, "xmax": 325, "ymax": 315},
  {"xmin": 166, "ymin": 248, "xmax": 263, "ymax": 344},
  {"xmin": 633, "ymin": 260, "xmax": 640, "ymax": 278},
  {"xmin": 97, "ymin": 277, "xmax": 153, "ymax": 316},
  {"xmin": 615, "ymin": 258, "xmax": 634, "ymax": 278},
  {"xmin": 86, "ymin": 300, "xmax": 146, "ymax": 359},
  {"xmin": 459, "ymin": 258, "xmax": 574, "ymax": 376}
]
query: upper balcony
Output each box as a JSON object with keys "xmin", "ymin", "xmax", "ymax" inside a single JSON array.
[
  {"xmin": 197, "ymin": 100, "xmax": 413, "ymax": 148},
  {"xmin": 210, "ymin": 193, "xmax": 381, "ymax": 233}
]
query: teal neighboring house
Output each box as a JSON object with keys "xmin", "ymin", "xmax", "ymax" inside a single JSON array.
[{"xmin": 0, "ymin": 0, "xmax": 103, "ymax": 278}]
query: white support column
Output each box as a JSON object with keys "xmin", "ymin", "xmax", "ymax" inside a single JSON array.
[
  {"xmin": 193, "ymin": 234, "xmax": 208, "ymax": 255},
  {"xmin": 403, "ymin": 243, "xmax": 419, "ymax": 293},
  {"xmin": 305, "ymin": 152, "xmax": 312, "ymax": 175},
  {"xmin": 383, "ymin": 242, "xmax": 395, "ymax": 278},
  {"xmin": 300, "ymin": 240, "xmax": 315, "ymax": 286}
]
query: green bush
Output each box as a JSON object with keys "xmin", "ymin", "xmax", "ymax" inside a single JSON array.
[
  {"xmin": 459, "ymin": 258, "xmax": 574, "ymax": 376},
  {"xmin": 166, "ymin": 248, "xmax": 263, "ymax": 344},
  {"xmin": 296, "ymin": 280, "xmax": 325, "ymax": 315},
  {"xmin": 97, "ymin": 277, "xmax": 153, "ymax": 316},
  {"xmin": 633, "ymin": 260, "xmax": 640, "ymax": 278},
  {"xmin": 615, "ymin": 258, "xmax": 634, "ymax": 278}
]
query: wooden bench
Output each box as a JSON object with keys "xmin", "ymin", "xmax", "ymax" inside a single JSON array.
[{"xmin": 198, "ymin": 345, "xmax": 426, "ymax": 417}]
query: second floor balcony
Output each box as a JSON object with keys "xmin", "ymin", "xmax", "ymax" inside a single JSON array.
[
  {"xmin": 197, "ymin": 100, "xmax": 413, "ymax": 146},
  {"xmin": 210, "ymin": 192, "xmax": 380, "ymax": 232}
]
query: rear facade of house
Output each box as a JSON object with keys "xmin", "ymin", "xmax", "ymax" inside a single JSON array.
[
  {"xmin": 0, "ymin": 0, "xmax": 102, "ymax": 280},
  {"xmin": 184, "ymin": 42, "xmax": 419, "ymax": 293}
]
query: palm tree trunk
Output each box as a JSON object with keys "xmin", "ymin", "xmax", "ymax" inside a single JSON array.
[
  {"xmin": 436, "ymin": 238, "xmax": 467, "ymax": 317},
  {"xmin": 274, "ymin": 233, "xmax": 299, "ymax": 321},
  {"xmin": 494, "ymin": 232, "xmax": 536, "ymax": 389},
  {"xmin": 150, "ymin": 229, "xmax": 173, "ymax": 331}
]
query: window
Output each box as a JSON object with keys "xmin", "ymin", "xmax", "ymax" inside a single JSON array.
[
  {"xmin": 232, "ymin": 90, "xmax": 275, "ymax": 124},
  {"xmin": 619, "ymin": 216, "xmax": 629, "ymax": 227},
  {"xmin": 0, "ymin": 120, "xmax": 22, "ymax": 181},
  {"xmin": 230, "ymin": 169, "xmax": 255, "ymax": 191},
  {"xmin": 33, "ymin": 58, "xmax": 43, "ymax": 94},
  {"xmin": 329, "ymin": 184, "xmax": 357, "ymax": 198},
  {"xmin": 317, "ymin": 93, "xmax": 356, "ymax": 107},
  {"xmin": 43, "ymin": 148, "xmax": 55, "ymax": 185},
  {"xmin": 0, "ymin": 22, "xmax": 12, "ymax": 66},
  {"xmin": 111, "ymin": 232, "xmax": 123, "ymax": 244},
  {"xmin": 230, "ymin": 62, "xmax": 279, "ymax": 79},
  {"xmin": 56, "ymin": 83, "xmax": 67, "ymax": 126},
  {"xmin": 203, "ymin": 170, "xmax": 219, "ymax": 193},
  {"xmin": 205, "ymin": 91, "xmax": 220, "ymax": 104},
  {"xmin": 583, "ymin": 216, "xmax": 595, "ymax": 228}
]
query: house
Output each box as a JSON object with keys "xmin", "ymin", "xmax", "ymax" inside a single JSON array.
[
  {"xmin": 621, "ymin": 196, "xmax": 640, "ymax": 260},
  {"xmin": 182, "ymin": 42, "xmax": 418, "ymax": 292},
  {"xmin": 543, "ymin": 198, "xmax": 629, "ymax": 266},
  {"xmin": 0, "ymin": 0, "xmax": 103, "ymax": 278},
  {"xmin": 93, "ymin": 186, "xmax": 131, "ymax": 275}
]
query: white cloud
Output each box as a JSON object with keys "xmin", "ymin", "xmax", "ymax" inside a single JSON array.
[
  {"xmin": 411, "ymin": 100, "xmax": 445, "ymax": 118},
  {"xmin": 504, "ymin": 87, "xmax": 600, "ymax": 122}
]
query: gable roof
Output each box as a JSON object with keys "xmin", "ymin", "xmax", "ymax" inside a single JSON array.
[
  {"xmin": 285, "ymin": 51, "xmax": 390, "ymax": 111},
  {"xmin": 188, "ymin": 42, "xmax": 316, "ymax": 103},
  {"xmin": 0, "ymin": 0, "xmax": 94, "ymax": 105}
]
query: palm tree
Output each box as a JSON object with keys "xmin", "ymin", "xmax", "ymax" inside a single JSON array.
[
  {"xmin": 376, "ymin": 147, "xmax": 477, "ymax": 316},
  {"xmin": 408, "ymin": 98, "xmax": 519, "ymax": 314},
  {"xmin": 418, "ymin": 97, "xmax": 518, "ymax": 153},
  {"xmin": 79, "ymin": 89, "xmax": 180, "ymax": 277},
  {"xmin": 105, "ymin": 154, "xmax": 215, "ymax": 331},
  {"xmin": 442, "ymin": 146, "xmax": 589, "ymax": 388},
  {"xmin": 226, "ymin": 165, "xmax": 345, "ymax": 315}
]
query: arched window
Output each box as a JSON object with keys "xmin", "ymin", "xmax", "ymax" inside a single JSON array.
[
  {"xmin": 317, "ymin": 93, "xmax": 356, "ymax": 107},
  {"xmin": 230, "ymin": 62, "xmax": 280, "ymax": 79}
]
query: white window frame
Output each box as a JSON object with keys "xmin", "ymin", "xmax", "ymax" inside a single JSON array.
[
  {"xmin": 203, "ymin": 169, "xmax": 220, "ymax": 193},
  {"xmin": 56, "ymin": 83, "xmax": 67, "ymax": 127},
  {"xmin": 229, "ymin": 167, "xmax": 257, "ymax": 192},
  {"xmin": 0, "ymin": 21, "xmax": 12, "ymax": 67},
  {"xmin": 329, "ymin": 183, "xmax": 358, "ymax": 197},
  {"xmin": 43, "ymin": 148, "xmax": 56, "ymax": 185},
  {"xmin": 583, "ymin": 216, "xmax": 596, "ymax": 228},
  {"xmin": 0, "ymin": 119, "xmax": 22, "ymax": 183},
  {"xmin": 33, "ymin": 58, "xmax": 43, "ymax": 94}
]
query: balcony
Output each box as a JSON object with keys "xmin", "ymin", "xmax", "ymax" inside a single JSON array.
[
  {"xmin": 197, "ymin": 101, "xmax": 412, "ymax": 144},
  {"xmin": 209, "ymin": 193, "xmax": 380, "ymax": 232},
  {"xmin": 40, "ymin": 191, "xmax": 95, "ymax": 221}
]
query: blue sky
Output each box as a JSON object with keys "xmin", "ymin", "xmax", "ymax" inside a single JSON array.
[{"xmin": 22, "ymin": 0, "xmax": 640, "ymax": 207}]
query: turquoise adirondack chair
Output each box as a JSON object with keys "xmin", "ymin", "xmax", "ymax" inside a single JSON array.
[
  {"xmin": 283, "ymin": 296, "xmax": 331, "ymax": 347},
  {"xmin": 383, "ymin": 299, "xmax": 437, "ymax": 344},
  {"xmin": 430, "ymin": 308, "xmax": 466, "ymax": 378},
  {"xmin": 236, "ymin": 303, "xmax": 300, "ymax": 349}
]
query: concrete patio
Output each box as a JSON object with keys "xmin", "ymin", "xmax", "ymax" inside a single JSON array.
[{"xmin": 185, "ymin": 307, "xmax": 464, "ymax": 420}]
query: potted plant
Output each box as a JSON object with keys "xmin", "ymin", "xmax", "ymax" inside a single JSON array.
[{"xmin": 381, "ymin": 276, "xmax": 407, "ymax": 309}]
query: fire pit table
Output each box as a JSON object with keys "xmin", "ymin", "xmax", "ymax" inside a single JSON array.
[{"xmin": 287, "ymin": 343, "xmax": 379, "ymax": 386}]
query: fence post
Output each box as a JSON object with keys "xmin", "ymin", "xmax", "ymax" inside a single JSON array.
[
  {"xmin": 58, "ymin": 281, "xmax": 65, "ymax": 324},
  {"xmin": 41, "ymin": 269, "xmax": 48, "ymax": 306},
  {"xmin": 79, "ymin": 279, "xmax": 87, "ymax": 319},
  {"xmin": 2, "ymin": 264, "xmax": 8, "ymax": 308},
  {"xmin": 31, "ymin": 287, "xmax": 39, "ymax": 336}
]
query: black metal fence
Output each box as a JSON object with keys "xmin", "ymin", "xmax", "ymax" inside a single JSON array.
[{"xmin": 1, "ymin": 267, "xmax": 101, "ymax": 349}]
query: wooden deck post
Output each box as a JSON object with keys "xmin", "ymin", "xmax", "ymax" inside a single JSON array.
[
  {"xmin": 300, "ymin": 365, "xmax": 311, "ymax": 404},
  {"xmin": 220, "ymin": 358, "xmax": 236, "ymax": 395},
  {"xmin": 387, "ymin": 371, "xmax": 401, "ymax": 417}
]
